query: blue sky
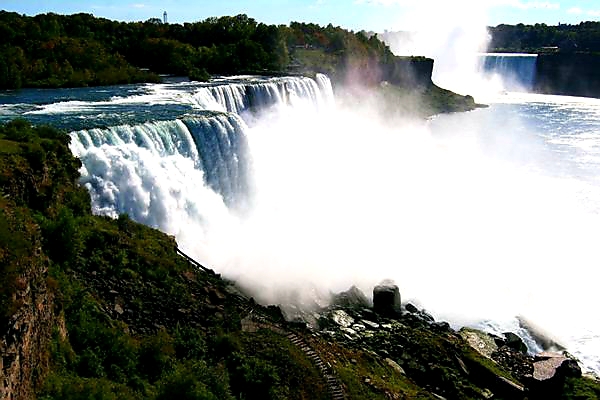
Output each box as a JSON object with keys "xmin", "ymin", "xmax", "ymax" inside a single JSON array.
[{"xmin": 1, "ymin": 0, "xmax": 599, "ymax": 31}]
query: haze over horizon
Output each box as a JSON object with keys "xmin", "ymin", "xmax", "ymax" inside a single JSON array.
[{"xmin": 2, "ymin": 0, "xmax": 599, "ymax": 32}]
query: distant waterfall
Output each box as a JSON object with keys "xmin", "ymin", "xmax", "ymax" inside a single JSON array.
[
  {"xmin": 69, "ymin": 114, "xmax": 252, "ymax": 229},
  {"xmin": 478, "ymin": 53, "xmax": 538, "ymax": 91},
  {"xmin": 192, "ymin": 75, "xmax": 332, "ymax": 114}
]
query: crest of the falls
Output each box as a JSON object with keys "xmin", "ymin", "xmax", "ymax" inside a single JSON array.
[{"xmin": 190, "ymin": 74, "xmax": 332, "ymax": 113}]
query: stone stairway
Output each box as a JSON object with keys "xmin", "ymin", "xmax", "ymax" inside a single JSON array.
[{"xmin": 285, "ymin": 331, "xmax": 346, "ymax": 400}]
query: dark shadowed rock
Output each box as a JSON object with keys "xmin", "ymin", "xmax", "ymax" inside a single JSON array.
[
  {"xmin": 432, "ymin": 321, "xmax": 450, "ymax": 332},
  {"xmin": 404, "ymin": 303, "xmax": 419, "ymax": 314},
  {"xmin": 373, "ymin": 281, "xmax": 401, "ymax": 317},
  {"xmin": 504, "ymin": 332, "xmax": 528, "ymax": 354}
]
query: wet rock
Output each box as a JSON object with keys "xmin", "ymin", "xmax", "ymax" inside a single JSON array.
[
  {"xmin": 373, "ymin": 281, "xmax": 401, "ymax": 317},
  {"xmin": 361, "ymin": 319, "xmax": 379, "ymax": 329},
  {"xmin": 503, "ymin": 332, "xmax": 528, "ymax": 354},
  {"xmin": 460, "ymin": 328, "xmax": 498, "ymax": 358},
  {"xmin": 330, "ymin": 310, "xmax": 354, "ymax": 328},
  {"xmin": 351, "ymin": 323, "xmax": 366, "ymax": 332}
]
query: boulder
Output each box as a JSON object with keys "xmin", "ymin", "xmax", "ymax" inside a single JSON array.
[
  {"xmin": 533, "ymin": 353, "xmax": 581, "ymax": 381},
  {"xmin": 528, "ymin": 352, "xmax": 582, "ymax": 398},
  {"xmin": 373, "ymin": 281, "xmax": 401, "ymax": 317},
  {"xmin": 332, "ymin": 285, "xmax": 371, "ymax": 309},
  {"xmin": 404, "ymin": 303, "xmax": 419, "ymax": 314}
]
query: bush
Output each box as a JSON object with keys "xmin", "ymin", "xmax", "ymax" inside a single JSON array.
[
  {"xmin": 230, "ymin": 355, "xmax": 281, "ymax": 400},
  {"xmin": 188, "ymin": 67, "xmax": 211, "ymax": 82},
  {"xmin": 138, "ymin": 330, "xmax": 175, "ymax": 382},
  {"xmin": 155, "ymin": 361, "xmax": 233, "ymax": 400}
]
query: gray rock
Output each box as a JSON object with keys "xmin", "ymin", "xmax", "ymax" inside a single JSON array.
[
  {"xmin": 533, "ymin": 352, "xmax": 581, "ymax": 381},
  {"xmin": 528, "ymin": 352, "xmax": 581, "ymax": 398},
  {"xmin": 333, "ymin": 285, "xmax": 371, "ymax": 309},
  {"xmin": 385, "ymin": 358, "xmax": 406, "ymax": 375}
]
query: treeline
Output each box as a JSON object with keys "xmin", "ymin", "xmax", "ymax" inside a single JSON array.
[
  {"xmin": 0, "ymin": 11, "xmax": 394, "ymax": 89},
  {"xmin": 488, "ymin": 21, "xmax": 600, "ymax": 53}
]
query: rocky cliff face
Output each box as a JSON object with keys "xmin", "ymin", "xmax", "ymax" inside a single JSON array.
[
  {"xmin": 382, "ymin": 56, "xmax": 434, "ymax": 88},
  {"xmin": 0, "ymin": 201, "xmax": 57, "ymax": 400},
  {"xmin": 535, "ymin": 53, "xmax": 600, "ymax": 98}
]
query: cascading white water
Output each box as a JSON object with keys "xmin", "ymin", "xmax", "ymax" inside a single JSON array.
[
  {"xmin": 69, "ymin": 114, "xmax": 250, "ymax": 234},
  {"xmin": 191, "ymin": 76, "xmax": 327, "ymax": 114},
  {"xmin": 478, "ymin": 53, "xmax": 538, "ymax": 92}
]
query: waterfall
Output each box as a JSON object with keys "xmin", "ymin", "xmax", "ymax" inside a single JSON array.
[
  {"xmin": 69, "ymin": 114, "xmax": 251, "ymax": 230},
  {"xmin": 478, "ymin": 53, "xmax": 538, "ymax": 92},
  {"xmin": 191, "ymin": 74, "xmax": 332, "ymax": 114}
]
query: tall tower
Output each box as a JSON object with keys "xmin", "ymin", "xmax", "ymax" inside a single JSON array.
[{"xmin": 163, "ymin": 11, "xmax": 167, "ymax": 24}]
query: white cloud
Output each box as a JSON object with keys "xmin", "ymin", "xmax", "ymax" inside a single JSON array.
[
  {"xmin": 567, "ymin": 7, "xmax": 583, "ymax": 15},
  {"xmin": 565, "ymin": 6, "xmax": 600, "ymax": 17},
  {"xmin": 131, "ymin": 3, "xmax": 147, "ymax": 8},
  {"xmin": 355, "ymin": 0, "xmax": 559, "ymax": 9},
  {"xmin": 494, "ymin": 0, "xmax": 560, "ymax": 10},
  {"xmin": 309, "ymin": 0, "xmax": 325, "ymax": 9},
  {"xmin": 353, "ymin": 0, "xmax": 417, "ymax": 6}
]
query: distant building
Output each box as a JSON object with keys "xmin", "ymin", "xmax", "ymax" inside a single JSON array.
[{"xmin": 163, "ymin": 11, "xmax": 167, "ymax": 24}]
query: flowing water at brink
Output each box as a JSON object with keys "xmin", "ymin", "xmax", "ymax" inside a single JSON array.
[{"xmin": 1, "ymin": 72, "xmax": 600, "ymax": 375}]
